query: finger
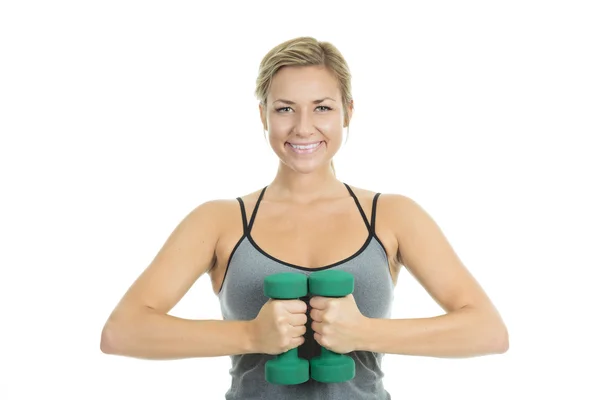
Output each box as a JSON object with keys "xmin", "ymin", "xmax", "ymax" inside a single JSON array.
[
  {"xmin": 291, "ymin": 335, "xmax": 305, "ymax": 349},
  {"xmin": 309, "ymin": 296, "xmax": 327, "ymax": 309},
  {"xmin": 283, "ymin": 299, "xmax": 308, "ymax": 314},
  {"xmin": 314, "ymin": 332, "xmax": 325, "ymax": 348},
  {"xmin": 310, "ymin": 308, "xmax": 322, "ymax": 322},
  {"xmin": 292, "ymin": 325, "xmax": 306, "ymax": 337},
  {"xmin": 290, "ymin": 313, "xmax": 308, "ymax": 326},
  {"xmin": 311, "ymin": 320, "xmax": 322, "ymax": 334}
]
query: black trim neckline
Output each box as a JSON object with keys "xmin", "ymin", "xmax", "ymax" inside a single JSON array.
[{"xmin": 246, "ymin": 231, "xmax": 375, "ymax": 272}]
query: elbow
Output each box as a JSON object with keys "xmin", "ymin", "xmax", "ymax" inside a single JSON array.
[
  {"xmin": 100, "ymin": 316, "xmax": 130, "ymax": 355},
  {"xmin": 474, "ymin": 304, "xmax": 509, "ymax": 355},
  {"xmin": 495, "ymin": 324, "xmax": 509, "ymax": 354},
  {"xmin": 101, "ymin": 307, "xmax": 153, "ymax": 356},
  {"xmin": 471, "ymin": 306, "xmax": 509, "ymax": 355},
  {"xmin": 487, "ymin": 318, "xmax": 509, "ymax": 354},
  {"xmin": 100, "ymin": 320, "xmax": 119, "ymax": 355}
]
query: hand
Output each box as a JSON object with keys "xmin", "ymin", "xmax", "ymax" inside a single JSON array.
[
  {"xmin": 309, "ymin": 294, "xmax": 367, "ymax": 354},
  {"xmin": 250, "ymin": 299, "xmax": 307, "ymax": 355}
]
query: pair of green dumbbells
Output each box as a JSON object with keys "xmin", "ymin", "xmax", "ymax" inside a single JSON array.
[{"xmin": 263, "ymin": 269, "xmax": 355, "ymax": 385}]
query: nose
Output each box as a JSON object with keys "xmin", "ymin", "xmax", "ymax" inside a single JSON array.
[{"xmin": 293, "ymin": 109, "xmax": 315, "ymax": 137}]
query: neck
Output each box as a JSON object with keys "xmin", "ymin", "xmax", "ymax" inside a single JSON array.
[{"xmin": 267, "ymin": 164, "xmax": 343, "ymax": 204}]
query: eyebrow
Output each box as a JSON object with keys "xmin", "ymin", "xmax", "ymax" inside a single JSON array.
[{"xmin": 272, "ymin": 97, "xmax": 336, "ymax": 105}]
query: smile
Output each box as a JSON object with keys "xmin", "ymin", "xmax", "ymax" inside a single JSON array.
[{"xmin": 286, "ymin": 141, "xmax": 323, "ymax": 154}]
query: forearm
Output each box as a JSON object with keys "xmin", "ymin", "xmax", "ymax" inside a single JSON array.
[
  {"xmin": 101, "ymin": 308, "xmax": 253, "ymax": 359},
  {"xmin": 359, "ymin": 306, "xmax": 508, "ymax": 358}
]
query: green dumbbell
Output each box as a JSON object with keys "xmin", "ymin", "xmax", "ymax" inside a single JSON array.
[
  {"xmin": 263, "ymin": 272, "xmax": 310, "ymax": 385},
  {"xmin": 308, "ymin": 269, "xmax": 356, "ymax": 383}
]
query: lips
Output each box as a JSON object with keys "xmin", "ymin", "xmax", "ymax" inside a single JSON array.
[
  {"xmin": 287, "ymin": 141, "xmax": 323, "ymax": 146},
  {"xmin": 286, "ymin": 141, "xmax": 324, "ymax": 154}
]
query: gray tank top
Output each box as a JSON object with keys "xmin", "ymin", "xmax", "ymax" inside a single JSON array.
[{"xmin": 218, "ymin": 183, "xmax": 394, "ymax": 399}]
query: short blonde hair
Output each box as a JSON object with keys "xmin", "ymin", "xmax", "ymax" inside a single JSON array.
[{"xmin": 255, "ymin": 37, "xmax": 353, "ymax": 176}]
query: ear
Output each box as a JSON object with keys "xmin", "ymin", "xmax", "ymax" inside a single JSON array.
[
  {"xmin": 344, "ymin": 99, "xmax": 354, "ymax": 127},
  {"xmin": 259, "ymin": 103, "xmax": 267, "ymax": 131}
]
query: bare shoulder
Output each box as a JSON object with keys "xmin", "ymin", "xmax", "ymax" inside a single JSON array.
[
  {"xmin": 371, "ymin": 191, "xmax": 438, "ymax": 261},
  {"xmin": 184, "ymin": 197, "xmax": 235, "ymax": 240},
  {"xmin": 209, "ymin": 187, "xmax": 266, "ymax": 222},
  {"xmin": 376, "ymin": 192, "xmax": 422, "ymax": 221},
  {"xmin": 344, "ymin": 183, "xmax": 413, "ymax": 215},
  {"xmin": 345, "ymin": 187, "xmax": 442, "ymax": 270},
  {"xmin": 204, "ymin": 187, "xmax": 266, "ymax": 244},
  {"xmin": 193, "ymin": 195, "xmax": 249, "ymax": 245},
  {"xmin": 196, "ymin": 185, "xmax": 266, "ymax": 216},
  {"xmin": 343, "ymin": 183, "xmax": 382, "ymax": 204}
]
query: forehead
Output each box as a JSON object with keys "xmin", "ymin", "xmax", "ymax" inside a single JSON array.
[{"xmin": 268, "ymin": 65, "xmax": 340, "ymax": 101}]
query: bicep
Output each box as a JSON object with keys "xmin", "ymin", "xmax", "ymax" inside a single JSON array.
[
  {"xmin": 111, "ymin": 200, "xmax": 222, "ymax": 315},
  {"xmin": 390, "ymin": 195, "xmax": 491, "ymax": 312}
]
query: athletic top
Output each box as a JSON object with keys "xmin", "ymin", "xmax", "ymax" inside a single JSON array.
[{"xmin": 217, "ymin": 183, "xmax": 395, "ymax": 399}]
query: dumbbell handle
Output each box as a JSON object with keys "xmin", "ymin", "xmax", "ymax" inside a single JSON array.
[
  {"xmin": 320, "ymin": 347, "xmax": 340, "ymax": 359},
  {"xmin": 277, "ymin": 347, "xmax": 299, "ymax": 361}
]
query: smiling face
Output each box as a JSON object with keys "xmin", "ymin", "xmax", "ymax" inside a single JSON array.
[{"xmin": 260, "ymin": 65, "xmax": 352, "ymax": 174}]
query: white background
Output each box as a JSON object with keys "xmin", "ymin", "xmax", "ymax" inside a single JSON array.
[{"xmin": 1, "ymin": 1, "xmax": 598, "ymax": 399}]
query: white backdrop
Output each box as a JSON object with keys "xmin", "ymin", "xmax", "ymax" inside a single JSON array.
[{"xmin": 1, "ymin": 1, "xmax": 598, "ymax": 399}]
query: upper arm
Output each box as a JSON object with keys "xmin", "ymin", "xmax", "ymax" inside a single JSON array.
[
  {"xmin": 388, "ymin": 194, "xmax": 494, "ymax": 313},
  {"xmin": 109, "ymin": 199, "xmax": 223, "ymax": 316}
]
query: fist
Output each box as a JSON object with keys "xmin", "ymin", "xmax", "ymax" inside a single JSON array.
[
  {"xmin": 251, "ymin": 299, "xmax": 308, "ymax": 355},
  {"xmin": 310, "ymin": 294, "xmax": 366, "ymax": 354}
]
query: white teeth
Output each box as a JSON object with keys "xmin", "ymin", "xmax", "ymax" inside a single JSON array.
[{"xmin": 290, "ymin": 142, "xmax": 320, "ymax": 149}]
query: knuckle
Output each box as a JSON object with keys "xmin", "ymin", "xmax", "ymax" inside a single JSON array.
[
  {"xmin": 276, "ymin": 301, "xmax": 287, "ymax": 312},
  {"xmin": 278, "ymin": 337, "xmax": 289, "ymax": 349}
]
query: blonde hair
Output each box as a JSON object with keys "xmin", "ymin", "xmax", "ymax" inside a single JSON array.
[{"xmin": 255, "ymin": 37, "xmax": 353, "ymax": 176}]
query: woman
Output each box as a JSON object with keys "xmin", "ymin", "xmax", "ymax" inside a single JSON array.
[{"xmin": 100, "ymin": 36, "xmax": 508, "ymax": 399}]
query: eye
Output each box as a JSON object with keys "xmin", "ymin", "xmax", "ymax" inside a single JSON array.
[{"xmin": 275, "ymin": 105, "xmax": 332, "ymax": 113}]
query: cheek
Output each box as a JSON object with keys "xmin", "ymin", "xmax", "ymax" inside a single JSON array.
[
  {"xmin": 269, "ymin": 117, "xmax": 294, "ymax": 133},
  {"xmin": 320, "ymin": 111, "xmax": 345, "ymax": 131},
  {"xmin": 317, "ymin": 118, "xmax": 340, "ymax": 131},
  {"xmin": 316, "ymin": 115, "xmax": 345, "ymax": 137}
]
